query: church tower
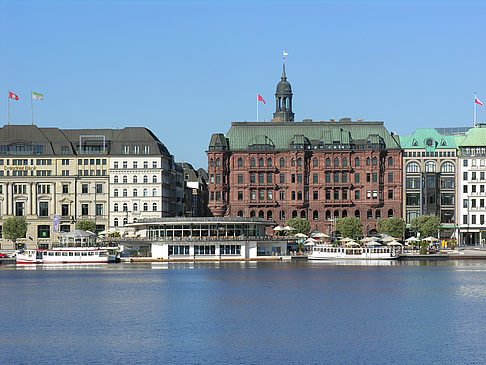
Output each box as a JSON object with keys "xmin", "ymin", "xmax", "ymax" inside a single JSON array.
[{"xmin": 273, "ymin": 53, "xmax": 294, "ymax": 122}]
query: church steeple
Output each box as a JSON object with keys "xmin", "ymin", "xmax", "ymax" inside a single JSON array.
[{"xmin": 273, "ymin": 51, "xmax": 294, "ymax": 122}]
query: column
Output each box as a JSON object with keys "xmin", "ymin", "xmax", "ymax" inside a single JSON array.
[
  {"xmin": 50, "ymin": 182, "xmax": 55, "ymax": 216},
  {"xmin": 3, "ymin": 183, "xmax": 7, "ymax": 216},
  {"xmin": 8, "ymin": 183, "xmax": 13, "ymax": 215},
  {"xmin": 32, "ymin": 183, "xmax": 37, "ymax": 215},
  {"xmin": 27, "ymin": 183, "xmax": 32, "ymax": 215}
]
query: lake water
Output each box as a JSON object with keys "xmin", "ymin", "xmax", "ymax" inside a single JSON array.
[{"xmin": 2, "ymin": 260, "xmax": 486, "ymax": 364}]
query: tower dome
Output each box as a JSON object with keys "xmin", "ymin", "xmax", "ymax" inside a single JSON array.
[{"xmin": 273, "ymin": 53, "xmax": 294, "ymax": 122}]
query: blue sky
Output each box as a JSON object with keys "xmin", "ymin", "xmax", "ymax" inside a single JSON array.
[{"xmin": 2, "ymin": 0, "xmax": 486, "ymax": 168}]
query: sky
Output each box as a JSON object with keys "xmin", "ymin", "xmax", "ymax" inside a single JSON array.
[{"xmin": 2, "ymin": 0, "xmax": 486, "ymax": 169}]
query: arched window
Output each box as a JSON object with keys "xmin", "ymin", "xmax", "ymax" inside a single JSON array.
[
  {"xmin": 133, "ymin": 203, "xmax": 138, "ymax": 212},
  {"xmin": 425, "ymin": 161, "xmax": 436, "ymax": 172},
  {"xmin": 297, "ymin": 158, "xmax": 302, "ymax": 166},
  {"xmin": 123, "ymin": 203, "xmax": 128, "ymax": 212},
  {"xmin": 376, "ymin": 210, "xmax": 381, "ymax": 219},
  {"xmin": 292, "ymin": 210, "xmax": 297, "ymax": 218},
  {"xmin": 334, "ymin": 157, "xmax": 339, "ymax": 167},
  {"xmin": 152, "ymin": 175, "xmax": 157, "ymax": 183},
  {"xmin": 267, "ymin": 210, "xmax": 273, "ymax": 220},
  {"xmin": 250, "ymin": 158, "xmax": 255, "ymax": 167},
  {"xmin": 342, "ymin": 210, "xmax": 347, "ymax": 218},
  {"xmin": 355, "ymin": 157, "xmax": 360, "ymax": 167},
  {"xmin": 326, "ymin": 210, "xmax": 331, "ymax": 219},
  {"xmin": 291, "ymin": 158, "xmax": 295, "ymax": 166},
  {"xmin": 267, "ymin": 158, "xmax": 272, "ymax": 167},
  {"xmin": 250, "ymin": 210, "xmax": 256, "ymax": 218},
  {"xmin": 326, "ymin": 158, "xmax": 331, "ymax": 167},
  {"xmin": 114, "ymin": 218, "xmax": 119, "ymax": 227},
  {"xmin": 366, "ymin": 157, "xmax": 370, "ymax": 166},
  {"xmin": 114, "ymin": 189, "xmax": 119, "ymax": 197},
  {"xmin": 258, "ymin": 210, "xmax": 264, "ymax": 218},
  {"xmin": 123, "ymin": 218, "xmax": 128, "ymax": 226},
  {"xmin": 388, "ymin": 209, "xmax": 394, "ymax": 218},
  {"xmin": 114, "ymin": 176, "xmax": 119, "ymax": 183},
  {"xmin": 143, "ymin": 203, "xmax": 148, "ymax": 211},
  {"xmin": 388, "ymin": 157, "xmax": 393, "ymax": 166},
  {"xmin": 238, "ymin": 158, "xmax": 243, "ymax": 167},
  {"xmin": 152, "ymin": 188, "xmax": 157, "ymax": 196},
  {"xmin": 372, "ymin": 157, "xmax": 377, "ymax": 166},
  {"xmin": 441, "ymin": 161, "xmax": 454, "ymax": 173},
  {"xmin": 133, "ymin": 176, "xmax": 138, "ymax": 184},
  {"xmin": 280, "ymin": 157, "xmax": 285, "ymax": 167},
  {"xmin": 143, "ymin": 188, "xmax": 148, "ymax": 196},
  {"xmin": 313, "ymin": 157, "xmax": 318, "ymax": 167},
  {"xmin": 313, "ymin": 210, "xmax": 319, "ymax": 220},
  {"xmin": 133, "ymin": 189, "xmax": 138, "ymax": 197},
  {"xmin": 342, "ymin": 157, "xmax": 347, "ymax": 167},
  {"xmin": 334, "ymin": 210, "xmax": 339, "ymax": 218},
  {"xmin": 215, "ymin": 158, "xmax": 221, "ymax": 167},
  {"xmin": 301, "ymin": 210, "xmax": 306, "ymax": 218},
  {"xmin": 114, "ymin": 203, "xmax": 119, "ymax": 212},
  {"xmin": 355, "ymin": 210, "xmax": 360, "ymax": 218},
  {"xmin": 367, "ymin": 209, "xmax": 372, "ymax": 219},
  {"xmin": 237, "ymin": 210, "xmax": 243, "ymax": 217},
  {"xmin": 406, "ymin": 162, "xmax": 420, "ymax": 173},
  {"xmin": 210, "ymin": 158, "xmax": 214, "ymax": 167},
  {"xmin": 123, "ymin": 175, "xmax": 128, "ymax": 183},
  {"xmin": 280, "ymin": 210, "xmax": 286, "ymax": 220},
  {"xmin": 153, "ymin": 203, "xmax": 157, "ymax": 211},
  {"xmin": 259, "ymin": 158, "xmax": 264, "ymax": 167},
  {"xmin": 122, "ymin": 189, "xmax": 127, "ymax": 197},
  {"xmin": 143, "ymin": 175, "xmax": 148, "ymax": 183}
]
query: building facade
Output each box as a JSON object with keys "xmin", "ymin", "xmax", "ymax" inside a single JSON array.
[
  {"xmin": 207, "ymin": 65, "xmax": 402, "ymax": 236},
  {"xmin": 399, "ymin": 129, "xmax": 458, "ymax": 239},
  {"xmin": 0, "ymin": 125, "xmax": 179, "ymax": 249}
]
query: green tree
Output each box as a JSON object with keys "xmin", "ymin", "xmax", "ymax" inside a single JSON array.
[
  {"xmin": 75, "ymin": 220, "xmax": 96, "ymax": 233},
  {"xmin": 376, "ymin": 218, "xmax": 406, "ymax": 238},
  {"xmin": 410, "ymin": 215, "xmax": 441, "ymax": 238},
  {"xmin": 3, "ymin": 217, "xmax": 27, "ymax": 249},
  {"xmin": 285, "ymin": 218, "xmax": 310, "ymax": 235},
  {"xmin": 335, "ymin": 217, "xmax": 363, "ymax": 239}
]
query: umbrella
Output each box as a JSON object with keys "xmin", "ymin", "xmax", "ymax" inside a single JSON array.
[
  {"xmin": 312, "ymin": 232, "xmax": 330, "ymax": 238},
  {"xmin": 361, "ymin": 237, "xmax": 377, "ymax": 243},
  {"xmin": 304, "ymin": 238, "xmax": 317, "ymax": 246},
  {"xmin": 344, "ymin": 240, "xmax": 359, "ymax": 247},
  {"xmin": 423, "ymin": 236, "xmax": 439, "ymax": 242},
  {"xmin": 273, "ymin": 226, "xmax": 283, "ymax": 231},
  {"xmin": 340, "ymin": 237, "xmax": 354, "ymax": 243},
  {"xmin": 405, "ymin": 236, "xmax": 419, "ymax": 243},
  {"xmin": 387, "ymin": 240, "xmax": 403, "ymax": 246},
  {"xmin": 283, "ymin": 226, "xmax": 295, "ymax": 231},
  {"xmin": 294, "ymin": 233, "xmax": 308, "ymax": 238},
  {"xmin": 380, "ymin": 236, "xmax": 396, "ymax": 243}
]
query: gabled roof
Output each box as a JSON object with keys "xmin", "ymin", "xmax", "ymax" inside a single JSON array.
[{"xmin": 398, "ymin": 128, "xmax": 456, "ymax": 149}]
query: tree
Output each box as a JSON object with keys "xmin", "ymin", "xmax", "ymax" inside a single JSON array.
[
  {"xmin": 75, "ymin": 220, "xmax": 96, "ymax": 233},
  {"xmin": 376, "ymin": 218, "xmax": 406, "ymax": 238},
  {"xmin": 3, "ymin": 217, "xmax": 27, "ymax": 249},
  {"xmin": 410, "ymin": 215, "xmax": 441, "ymax": 238},
  {"xmin": 335, "ymin": 217, "xmax": 363, "ymax": 239},
  {"xmin": 284, "ymin": 218, "xmax": 310, "ymax": 235}
]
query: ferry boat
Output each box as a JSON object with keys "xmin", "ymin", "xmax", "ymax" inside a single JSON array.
[
  {"xmin": 17, "ymin": 247, "xmax": 109, "ymax": 264},
  {"xmin": 308, "ymin": 245, "xmax": 400, "ymax": 260}
]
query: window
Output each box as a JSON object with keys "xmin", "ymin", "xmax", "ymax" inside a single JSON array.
[
  {"xmin": 355, "ymin": 190, "xmax": 360, "ymax": 200},
  {"xmin": 355, "ymin": 173, "xmax": 360, "ymax": 183},
  {"xmin": 355, "ymin": 157, "xmax": 360, "ymax": 166},
  {"xmin": 297, "ymin": 174, "xmax": 303, "ymax": 183},
  {"xmin": 114, "ymin": 203, "xmax": 119, "ymax": 212},
  {"xmin": 463, "ymin": 172, "xmax": 468, "ymax": 181},
  {"xmin": 61, "ymin": 204, "xmax": 69, "ymax": 216},
  {"xmin": 334, "ymin": 158, "xmax": 339, "ymax": 167},
  {"xmin": 406, "ymin": 162, "xmax": 420, "ymax": 173},
  {"xmin": 326, "ymin": 158, "xmax": 331, "ymax": 167},
  {"xmin": 280, "ymin": 157, "xmax": 285, "ymax": 167},
  {"xmin": 82, "ymin": 184, "xmax": 88, "ymax": 194},
  {"xmin": 425, "ymin": 161, "xmax": 436, "ymax": 172},
  {"xmin": 250, "ymin": 190, "xmax": 256, "ymax": 200},
  {"xmin": 366, "ymin": 173, "xmax": 371, "ymax": 183},
  {"xmin": 297, "ymin": 158, "xmax": 302, "ymax": 166},
  {"xmin": 325, "ymin": 172, "xmax": 331, "ymax": 183},
  {"xmin": 238, "ymin": 191, "xmax": 243, "ymax": 200},
  {"xmin": 342, "ymin": 172, "xmax": 347, "ymax": 183},
  {"xmin": 216, "ymin": 158, "xmax": 221, "ymax": 167},
  {"xmin": 313, "ymin": 157, "xmax": 318, "ymax": 167},
  {"xmin": 334, "ymin": 173, "xmax": 339, "ymax": 183},
  {"xmin": 123, "ymin": 203, "xmax": 128, "ymax": 212},
  {"xmin": 406, "ymin": 193, "xmax": 420, "ymax": 205},
  {"xmin": 313, "ymin": 210, "xmax": 319, "ymax": 220},
  {"xmin": 258, "ymin": 158, "xmax": 264, "ymax": 167},
  {"xmin": 376, "ymin": 210, "xmax": 381, "ymax": 219},
  {"xmin": 96, "ymin": 183, "xmax": 102, "ymax": 194},
  {"xmin": 313, "ymin": 191, "xmax": 318, "ymax": 200},
  {"xmin": 441, "ymin": 193, "xmax": 455, "ymax": 206},
  {"xmin": 143, "ymin": 175, "xmax": 148, "ymax": 183},
  {"xmin": 388, "ymin": 189, "xmax": 393, "ymax": 199},
  {"xmin": 123, "ymin": 189, "xmax": 127, "ymax": 197},
  {"xmin": 372, "ymin": 173, "xmax": 377, "ymax": 183},
  {"xmin": 279, "ymin": 190, "xmax": 285, "ymax": 200},
  {"xmin": 39, "ymin": 202, "xmax": 49, "ymax": 217},
  {"xmin": 153, "ymin": 203, "xmax": 157, "ymax": 211},
  {"xmin": 152, "ymin": 161, "xmax": 157, "ymax": 168},
  {"xmin": 143, "ymin": 203, "xmax": 148, "ymax": 211},
  {"xmin": 152, "ymin": 188, "xmax": 157, "ymax": 196},
  {"xmin": 143, "ymin": 188, "xmax": 148, "ymax": 197},
  {"xmin": 388, "ymin": 173, "xmax": 393, "ymax": 183},
  {"xmin": 313, "ymin": 174, "xmax": 318, "ymax": 183},
  {"xmin": 143, "ymin": 161, "xmax": 148, "ymax": 168},
  {"xmin": 81, "ymin": 204, "xmax": 88, "ymax": 216},
  {"xmin": 342, "ymin": 157, "xmax": 347, "ymax": 166},
  {"xmin": 15, "ymin": 202, "xmax": 25, "ymax": 216},
  {"xmin": 250, "ymin": 173, "xmax": 255, "ymax": 183},
  {"xmin": 238, "ymin": 174, "xmax": 243, "ymax": 184},
  {"xmin": 441, "ymin": 161, "xmax": 454, "ymax": 173},
  {"xmin": 367, "ymin": 210, "xmax": 372, "ymax": 219},
  {"xmin": 62, "ymin": 184, "xmax": 68, "ymax": 194},
  {"xmin": 152, "ymin": 175, "xmax": 157, "ymax": 183},
  {"xmin": 250, "ymin": 158, "xmax": 255, "ymax": 167},
  {"xmin": 463, "ymin": 159, "xmax": 468, "ymax": 167},
  {"xmin": 406, "ymin": 177, "xmax": 420, "ymax": 189},
  {"xmin": 123, "ymin": 175, "xmax": 128, "ymax": 183},
  {"xmin": 123, "ymin": 161, "xmax": 128, "ymax": 168},
  {"xmin": 372, "ymin": 157, "xmax": 377, "ymax": 166},
  {"xmin": 258, "ymin": 173, "xmax": 264, "ymax": 184},
  {"xmin": 114, "ymin": 175, "xmax": 119, "ymax": 183},
  {"xmin": 38, "ymin": 225, "xmax": 50, "ymax": 239},
  {"xmin": 267, "ymin": 173, "xmax": 273, "ymax": 183},
  {"xmin": 96, "ymin": 204, "xmax": 103, "ymax": 216},
  {"xmin": 238, "ymin": 158, "xmax": 243, "ymax": 167},
  {"xmin": 388, "ymin": 157, "xmax": 393, "ymax": 166},
  {"xmin": 388, "ymin": 209, "xmax": 394, "ymax": 218},
  {"xmin": 133, "ymin": 203, "xmax": 138, "ymax": 212}
]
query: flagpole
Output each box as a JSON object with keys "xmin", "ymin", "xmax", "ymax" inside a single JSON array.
[
  {"xmin": 7, "ymin": 96, "xmax": 10, "ymax": 125},
  {"xmin": 31, "ymin": 90, "xmax": 34, "ymax": 125},
  {"xmin": 474, "ymin": 92, "xmax": 477, "ymax": 128},
  {"xmin": 257, "ymin": 94, "xmax": 259, "ymax": 122}
]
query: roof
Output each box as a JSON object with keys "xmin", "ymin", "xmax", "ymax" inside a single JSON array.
[
  {"xmin": 455, "ymin": 124, "xmax": 486, "ymax": 147},
  {"xmin": 398, "ymin": 128, "xmax": 456, "ymax": 149},
  {"xmin": 210, "ymin": 120, "xmax": 400, "ymax": 151}
]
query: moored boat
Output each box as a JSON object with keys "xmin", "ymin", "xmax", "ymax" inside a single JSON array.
[
  {"xmin": 16, "ymin": 247, "xmax": 109, "ymax": 264},
  {"xmin": 308, "ymin": 244, "xmax": 400, "ymax": 260}
]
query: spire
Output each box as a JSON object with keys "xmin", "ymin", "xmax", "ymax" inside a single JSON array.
[
  {"xmin": 273, "ymin": 51, "xmax": 294, "ymax": 122},
  {"xmin": 282, "ymin": 51, "xmax": 288, "ymax": 80}
]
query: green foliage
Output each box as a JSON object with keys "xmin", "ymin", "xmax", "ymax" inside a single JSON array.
[
  {"xmin": 3, "ymin": 217, "xmax": 27, "ymax": 243},
  {"xmin": 376, "ymin": 218, "xmax": 406, "ymax": 238},
  {"xmin": 75, "ymin": 220, "xmax": 96, "ymax": 233},
  {"xmin": 335, "ymin": 217, "xmax": 363, "ymax": 239},
  {"xmin": 284, "ymin": 218, "xmax": 310, "ymax": 235},
  {"xmin": 410, "ymin": 215, "xmax": 441, "ymax": 238},
  {"xmin": 109, "ymin": 232, "xmax": 121, "ymax": 238},
  {"xmin": 420, "ymin": 242, "xmax": 428, "ymax": 255}
]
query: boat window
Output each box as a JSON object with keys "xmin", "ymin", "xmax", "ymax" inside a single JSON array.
[
  {"xmin": 88, "ymin": 252, "xmax": 94, "ymax": 256},
  {"xmin": 49, "ymin": 252, "xmax": 54, "ymax": 256},
  {"xmin": 81, "ymin": 252, "xmax": 87, "ymax": 256},
  {"xmin": 69, "ymin": 252, "xmax": 73, "ymax": 256},
  {"xmin": 55, "ymin": 252, "xmax": 61, "ymax": 256},
  {"xmin": 99, "ymin": 252, "xmax": 106, "ymax": 257},
  {"xmin": 62, "ymin": 252, "xmax": 68, "ymax": 256},
  {"xmin": 75, "ymin": 252, "xmax": 81, "ymax": 256}
]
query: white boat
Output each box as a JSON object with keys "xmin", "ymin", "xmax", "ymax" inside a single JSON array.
[
  {"xmin": 308, "ymin": 245, "xmax": 400, "ymax": 260},
  {"xmin": 17, "ymin": 247, "xmax": 109, "ymax": 264}
]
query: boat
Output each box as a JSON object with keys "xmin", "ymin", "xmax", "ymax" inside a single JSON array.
[
  {"xmin": 17, "ymin": 247, "xmax": 109, "ymax": 264},
  {"xmin": 308, "ymin": 244, "xmax": 400, "ymax": 260}
]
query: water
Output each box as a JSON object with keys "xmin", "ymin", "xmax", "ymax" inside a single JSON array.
[{"xmin": 2, "ymin": 260, "xmax": 486, "ymax": 364}]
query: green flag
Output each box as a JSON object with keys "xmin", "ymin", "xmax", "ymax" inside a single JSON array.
[{"xmin": 32, "ymin": 91, "xmax": 44, "ymax": 100}]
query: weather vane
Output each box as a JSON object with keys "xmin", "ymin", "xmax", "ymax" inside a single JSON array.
[{"xmin": 283, "ymin": 51, "xmax": 288, "ymax": 64}]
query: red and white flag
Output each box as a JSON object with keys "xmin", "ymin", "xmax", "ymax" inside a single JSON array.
[
  {"xmin": 258, "ymin": 94, "xmax": 266, "ymax": 104},
  {"xmin": 8, "ymin": 91, "xmax": 19, "ymax": 100},
  {"xmin": 475, "ymin": 95, "xmax": 483, "ymax": 106}
]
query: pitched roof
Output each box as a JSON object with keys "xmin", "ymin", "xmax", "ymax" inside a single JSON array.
[
  {"xmin": 398, "ymin": 128, "xmax": 456, "ymax": 149},
  {"xmin": 455, "ymin": 124, "xmax": 486, "ymax": 147}
]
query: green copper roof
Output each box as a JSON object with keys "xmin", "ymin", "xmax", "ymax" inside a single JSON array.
[
  {"xmin": 213, "ymin": 121, "xmax": 400, "ymax": 151},
  {"xmin": 455, "ymin": 124, "xmax": 486, "ymax": 147},
  {"xmin": 398, "ymin": 128, "xmax": 456, "ymax": 149}
]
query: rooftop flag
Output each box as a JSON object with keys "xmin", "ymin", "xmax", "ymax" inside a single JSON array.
[
  {"xmin": 258, "ymin": 94, "xmax": 266, "ymax": 104},
  {"xmin": 8, "ymin": 91, "xmax": 19, "ymax": 100},
  {"xmin": 32, "ymin": 91, "xmax": 44, "ymax": 100},
  {"xmin": 475, "ymin": 95, "xmax": 483, "ymax": 106}
]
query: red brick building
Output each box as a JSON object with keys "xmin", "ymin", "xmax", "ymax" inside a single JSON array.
[{"xmin": 207, "ymin": 64, "xmax": 402, "ymax": 235}]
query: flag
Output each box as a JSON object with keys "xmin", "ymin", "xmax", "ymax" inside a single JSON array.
[
  {"xmin": 8, "ymin": 91, "xmax": 19, "ymax": 100},
  {"xmin": 475, "ymin": 95, "xmax": 483, "ymax": 106},
  {"xmin": 32, "ymin": 91, "xmax": 44, "ymax": 100},
  {"xmin": 258, "ymin": 94, "xmax": 266, "ymax": 104},
  {"xmin": 283, "ymin": 51, "xmax": 288, "ymax": 56}
]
